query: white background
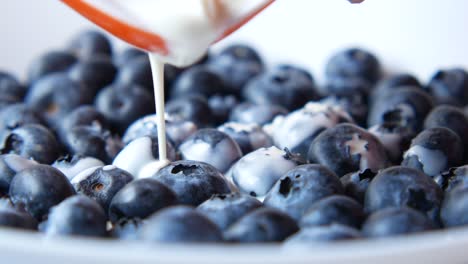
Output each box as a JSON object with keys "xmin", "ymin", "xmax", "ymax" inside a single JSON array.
[{"xmin": 1, "ymin": 0, "xmax": 467, "ymax": 84}]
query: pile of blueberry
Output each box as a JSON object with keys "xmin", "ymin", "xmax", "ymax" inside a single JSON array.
[{"xmin": 1, "ymin": 29, "xmax": 468, "ymax": 245}]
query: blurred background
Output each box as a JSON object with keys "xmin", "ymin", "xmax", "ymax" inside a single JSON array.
[{"xmin": 1, "ymin": 0, "xmax": 467, "ymax": 83}]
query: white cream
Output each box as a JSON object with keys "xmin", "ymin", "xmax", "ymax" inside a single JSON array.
[
  {"xmin": 85, "ymin": 0, "xmax": 271, "ymax": 66},
  {"xmin": 52, "ymin": 157, "xmax": 104, "ymax": 180},
  {"xmin": 404, "ymin": 145, "xmax": 447, "ymax": 176},
  {"xmin": 112, "ymin": 137, "xmax": 157, "ymax": 177}
]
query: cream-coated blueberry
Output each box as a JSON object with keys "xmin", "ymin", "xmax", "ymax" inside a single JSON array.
[
  {"xmin": 112, "ymin": 136, "xmax": 176, "ymax": 178},
  {"xmin": 179, "ymin": 129, "xmax": 242, "ymax": 173},
  {"xmin": 267, "ymin": 102, "xmax": 353, "ymax": 158},
  {"xmin": 230, "ymin": 146, "xmax": 302, "ymax": 197},
  {"xmin": 52, "ymin": 155, "xmax": 105, "ymax": 181}
]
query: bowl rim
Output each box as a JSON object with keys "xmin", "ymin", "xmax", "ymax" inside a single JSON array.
[{"xmin": 2, "ymin": 224, "xmax": 468, "ymax": 263}]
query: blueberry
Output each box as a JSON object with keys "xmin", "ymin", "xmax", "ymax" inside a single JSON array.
[
  {"xmin": 325, "ymin": 47, "xmax": 381, "ymax": 84},
  {"xmin": 229, "ymin": 102, "xmax": 288, "ymax": 126},
  {"xmin": 1, "ymin": 124, "xmax": 60, "ymax": 164},
  {"xmin": 26, "ymin": 73, "xmax": 93, "ymax": 124},
  {"xmin": 321, "ymin": 93, "xmax": 368, "ymax": 126},
  {"xmin": 230, "ymin": 146, "xmax": 302, "ymax": 198},
  {"xmin": 0, "ymin": 104, "xmax": 44, "ymax": 145},
  {"xmin": 368, "ymin": 87, "xmax": 434, "ymax": 133},
  {"xmin": 68, "ymin": 30, "xmax": 112, "ymax": 58},
  {"xmin": 139, "ymin": 205, "xmax": 223, "ymax": 243},
  {"xmin": 197, "ymin": 193, "xmax": 263, "ymax": 231},
  {"xmin": 364, "ymin": 166, "xmax": 443, "ymax": 223},
  {"xmin": 243, "ymin": 65, "xmax": 318, "ymax": 111},
  {"xmin": 268, "ymin": 102, "xmax": 353, "ymax": 158},
  {"xmin": 72, "ymin": 165, "xmax": 133, "ymax": 212},
  {"xmin": 68, "ymin": 56, "xmax": 117, "ymax": 96},
  {"xmin": 123, "ymin": 114, "xmax": 197, "ymax": 146},
  {"xmin": 208, "ymin": 95, "xmax": 238, "ymax": 125},
  {"xmin": 362, "ymin": 207, "xmax": 435, "ymax": 237},
  {"xmin": 165, "ymin": 95, "xmax": 213, "ymax": 127},
  {"xmin": 368, "ymin": 123, "xmax": 414, "ymax": 163},
  {"xmin": 64, "ymin": 126, "xmax": 122, "ymax": 164},
  {"xmin": 0, "ymin": 202, "xmax": 37, "ymax": 230},
  {"xmin": 0, "ymin": 95, "xmax": 21, "ymax": 110},
  {"xmin": 300, "ymin": 195, "xmax": 365, "ymax": 229},
  {"xmin": 208, "ymin": 44, "xmax": 264, "ymax": 95},
  {"xmin": 284, "ymin": 224, "xmax": 361, "ymax": 244},
  {"xmin": 308, "ymin": 123, "xmax": 389, "ymax": 177},
  {"xmin": 153, "ymin": 160, "xmax": 231, "ymax": 206},
  {"xmin": 340, "ymin": 169, "xmax": 377, "ymax": 204},
  {"xmin": 224, "ymin": 207, "xmax": 299, "ymax": 243},
  {"xmin": 0, "ymin": 71, "xmax": 27, "ymax": 100},
  {"xmin": 27, "ymin": 51, "xmax": 77, "ymax": 83},
  {"xmin": 441, "ymin": 186, "xmax": 468, "ymax": 227},
  {"xmin": 115, "ymin": 56, "xmax": 152, "ymax": 91},
  {"xmin": 402, "ymin": 127, "xmax": 463, "ymax": 177},
  {"xmin": 0, "ymin": 154, "xmax": 38, "ymax": 196},
  {"xmin": 9, "ymin": 165, "xmax": 75, "ymax": 220},
  {"xmin": 114, "ymin": 47, "xmax": 145, "ymax": 67},
  {"xmin": 52, "ymin": 155, "xmax": 104, "ymax": 181},
  {"xmin": 111, "ymin": 218, "xmax": 143, "ymax": 240},
  {"xmin": 438, "ymin": 165, "xmax": 468, "ymax": 192},
  {"xmin": 171, "ymin": 65, "xmax": 227, "ymax": 98},
  {"xmin": 59, "ymin": 105, "xmax": 109, "ymax": 140},
  {"xmin": 263, "ymin": 164, "xmax": 343, "ymax": 220},
  {"xmin": 108, "ymin": 178, "xmax": 177, "ymax": 223},
  {"xmin": 424, "ymin": 105, "xmax": 468, "ymax": 160},
  {"xmin": 371, "ymin": 73, "xmax": 421, "ymax": 101},
  {"xmin": 426, "ymin": 68, "xmax": 468, "ymax": 106},
  {"xmin": 323, "ymin": 75, "xmax": 372, "ymax": 97},
  {"xmin": 112, "ymin": 136, "xmax": 176, "ymax": 179},
  {"xmin": 179, "ymin": 129, "xmax": 242, "ymax": 173},
  {"xmin": 41, "ymin": 195, "xmax": 107, "ymax": 237},
  {"xmin": 218, "ymin": 122, "xmax": 272, "ymax": 154},
  {"xmin": 95, "ymin": 84, "xmax": 154, "ymax": 134}
]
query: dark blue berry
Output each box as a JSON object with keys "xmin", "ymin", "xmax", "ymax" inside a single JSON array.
[
  {"xmin": 171, "ymin": 65, "xmax": 227, "ymax": 98},
  {"xmin": 114, "ymin": 48, "xmax": 145, "ymax": 67},
  {"xmin": 308, "ymin": 123, "xmax": 389, "ymax": 177},
  {"xmin": 59, "ymin": 105, "xmax": 109, "ymax": 140},
  {"xmin": 108, "ymin": 178, "xmax": 177, "ymax": 223},
  {"xmin": 111, "ymin": 218, "xmax": 143, "ymax": 240},
  {"xmin": 0, "ymin": 104, "xmax": 44, "ymax": 145},
  {"xmin": 368, "ymin": 87, "xmax": 434, "ymax": 132},
  {"xmin": 426, "ymin": 68, "xmax": 468, "ymax": 106},
  {"xmin": 9, "ymin": 165, "xmax": 75, "ymax": 220},
  {"xmin": 72, "ymin": 165, "xmax": 133, "ymax": 212},
  {"xmin": 371, "ymin": 73, "xmax": 421, "ymax": 101},
  {"xmin": 368, "ymin": 123, "xmax": 414, "ymax": 163},
  {"xmin": 208, "ymin": 95, "xmax": 238, "ymax": 125},
  {"xmin": 224, "ymin": 207, "xmax": 299, "ymax": 243},
  {"xmin": 365, "ymin": 166, "xmax": 443, "ymax": 223},
  {"xmin": 340, "ymin": 169, "xmax": 376, "ymax": 204},
  {"xmin": 441, "ymin": 186, "xmax": 468, "ymax": 227},
  {"xmin": 26, "ymin": 73, "xmax": 93, "ymax": 124},
  {"xmin": 0, "ymin": 71, "xmax": 27, "ymax": 100},
  {"xmin": 300, "ymin": 195, "xmax": 365, "ymax": 229},
  {"xmin": 95, "ymin": 84, "xmax": 154, "ymax": 134},
  {"xmin": 1, "ymin": 124, "xmax": 60, "ymax": 164},
  {"xmin": 165, "ymin": 95, "xmax": 213, "ymax": 127},
  {"xmin": 27, "ymin": 51, "xmax": 77, "ymax": 83},
  {"xmin": 153, "ymin": 160, "xmax": 231, "ymax": 206},
  {"xmin": 0, "ymin": 154, "xmax": 38, "ymax": 196},
  {"xmin": 243, "ymin": 65, "xmax": 318, "ymax": 111},
  {"xmin": 0, "ymin": 202, "xmax": 37, "ymax": 230},
  {"xmin": 115, "ymin": 56, "xmax": 152, "ymax": 91},
  {"xmin": 325, "ymin": 47, "xmax": 381, "ymax": 84},
  {"xmin": 197, "ymin": 193, "xmax": 263, "ymax": 231},
  {"xmin": 218, "ymin": 122, "xmax": 272, "ymax": 154},
  {"xmin": 363, "ymin": 207, "xmax": 435, "ymax": 237},
  {"xmin": 68, "ymin": 30, "xmax": 112, "ymax": 58},
  {"xmin": 264, "ymin": 164, "xmax": 343, "ymax": 220},
  {"xmin": 68, "ymin": 56, "xmax": 117, "ymax": 96},
  {"xmin": 41, "ymin": 195, "xmax": 107, "ymax": 237},
  {"xmin": 139, "ymin": 205, "xmax": 223, "ymax": 243}
]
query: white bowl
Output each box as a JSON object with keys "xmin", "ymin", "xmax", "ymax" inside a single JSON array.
[{"xmin": 2, "ymin": 225, "xmax": 468, "ymax": 264}]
